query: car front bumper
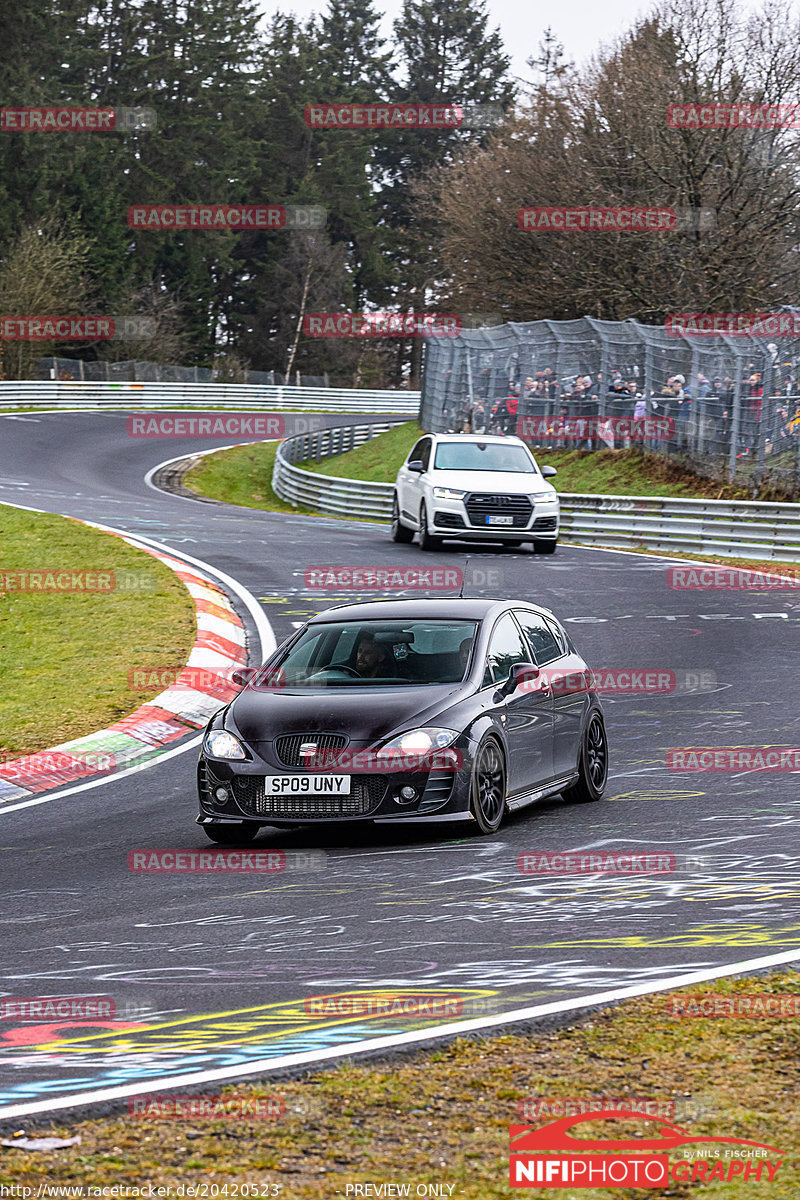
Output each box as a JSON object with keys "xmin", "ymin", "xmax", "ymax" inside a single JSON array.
[
  {"xmin": 430, "ymin": 497, "xmax": 559, "ymax": 539},
  {"xmin": 197, "ymin": 751, "xmax": 475, "ymax": 827}
]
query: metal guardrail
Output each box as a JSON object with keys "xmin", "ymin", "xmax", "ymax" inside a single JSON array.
[
  {"xmin": 274, "ymin": 422, "xmax": 403, "ymax": 519},
  {"xmin": 273, "ymin": 423, "xmax": 800, "ymax": 561},
  {"xmin": 558, "ymin": 494, "xmax": 800, "ymax": 561},
  {"xmin": 0, "ymin": 381, "xmax": 420, "ymax": 414}
]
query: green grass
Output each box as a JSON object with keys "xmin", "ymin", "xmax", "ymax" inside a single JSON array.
[
  {"xmin": 184, "ymin": 440, "xmax": 323, "ymax": 516},
  {"xmin": 535, "ymin": 448, "xmax": 760, "ymax": 500},
  {"xmin": 2, "ymin": 970, "xmax": 798, "ymax": 1197},
  {"xmin": 299, "ymin": 421, "xmax": 421, "ymax": 482},
  {"xmin": 0, "ymin": 505, "xmax": 195, "ymax": 759},
  {"xmin": 186, "ymin": 423, "xmax": 763, "ymax": 508},
  {"xmin": 298, "ymin": 428, "xmax": 764, "ymax": 499},
  {"xmin": 183, "ymin": 423, "xmax": 421, "ymax": 514}
]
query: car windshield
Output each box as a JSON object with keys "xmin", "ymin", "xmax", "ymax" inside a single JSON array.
[
  {"xmin": 433, "ymin": 442, "xmax": 537, "ymax": 473},
  {"xmin": 257, "ymin": 619, "xmax": 479, "ymax": 688}
]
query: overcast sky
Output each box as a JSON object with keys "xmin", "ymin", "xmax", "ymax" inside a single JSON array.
[
  {"xmin": 261, "ymin": 0, "xmax": 656, "ymax": 85},
  {"xmin": 262, "ymin": 0, "xmax": 765, "ymax": 88}
]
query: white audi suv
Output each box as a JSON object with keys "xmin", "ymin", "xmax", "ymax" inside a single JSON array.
[{"xmin": 391, "ymin": 433, "xmax": 559, "ymax": 553}]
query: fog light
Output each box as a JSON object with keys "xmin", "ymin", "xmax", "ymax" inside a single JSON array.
[
  {"xmin": 400, "ymin": 786, "xmax": 417, "ymax": 801},
  {"xmin": 214, "ymin": 786, "xmax": 229, "ymax": 803}
]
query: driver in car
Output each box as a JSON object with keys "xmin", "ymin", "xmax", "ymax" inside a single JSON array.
[{"xmin": 354, "ymin": 633, "xmax": 391, "ymax": 677}]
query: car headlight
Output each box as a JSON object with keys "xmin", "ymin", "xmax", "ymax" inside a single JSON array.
[
  {"xmin": 377, "ymin": 727, "xmax": 460, "ymax": 757},
  {"xmin": 432, "ymin": 486, "xmax": 466, "ymax": 500},
  {"xmin": 530, "ymin": 491, "xmax": 554, "ymax": 500},
  {"xmin": 204, "ymin": 730, "xmax": 247, "ymax": 760}
]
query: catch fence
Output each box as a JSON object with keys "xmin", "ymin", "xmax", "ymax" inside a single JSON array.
[{"xmin": 420, "ymin": 317, "xmax": 800, "ymax": 494}]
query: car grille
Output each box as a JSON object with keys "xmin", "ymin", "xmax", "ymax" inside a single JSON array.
[
  {"xmin": 274, "ymin": 732, "xmax": 349, "ymax": 769},
  {"xmin": 465, "ymin": 493, "xmax": 533, "ymax": 529},
  {"xmin": 433, "ymin": 511, "xmax": 466, "ymax": 528},
  {"xmin": 532, "ymin": 515, "xmax": 558, "ymax": 532},
  {"xmin": 232, "ymin": 774, "xmax": 386, "ymax": 818}
]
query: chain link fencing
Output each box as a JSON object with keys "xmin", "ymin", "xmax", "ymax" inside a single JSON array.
[
  {"xmin": 420, "ymin": 317, "xmax": 800, "ymax": 496},
  {"xmin": 37, "ymin": 358, "xmax": 331, "ymax": 388}
]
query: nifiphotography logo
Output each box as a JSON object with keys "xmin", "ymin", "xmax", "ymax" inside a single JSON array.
[{"xmin": 509, "ymin": 1110, "xmax": 785, "ymax": 1188}]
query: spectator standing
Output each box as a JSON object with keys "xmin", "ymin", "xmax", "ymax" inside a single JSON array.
[{"xmin": 504, "ymin": 388, "xmax": 519, "ymax": 435}]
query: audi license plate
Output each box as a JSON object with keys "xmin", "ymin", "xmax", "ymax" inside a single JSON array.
[
  {"xmin": 264, "ymin": 774, "xmax": 351, "ymax": 795},
  {"xmin": 486, "ymin": 514, "xmax": 514, "ymax": 525}
]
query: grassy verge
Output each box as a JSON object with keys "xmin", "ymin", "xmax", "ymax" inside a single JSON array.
[
  {"xmin": 183, "ymin": 441, "xmax": 322, "ymax": 516},
  {"xmin": 536, "ymin": 448, "xmax": 764, "ymax": 501},
  {"xmin": 185, "ymin": 423, "xmax": 771, "ymax": 504},
  {"xmin": 298, "ymin": 421, "xmax": 421, "ymax": 481},
  {"xmin": 2, "ymin": 971, "xmax": 798, "ymax": 1197},
  {"xmin": 0, "ymin": 505, "xmax": 195, "ymax": 759}
]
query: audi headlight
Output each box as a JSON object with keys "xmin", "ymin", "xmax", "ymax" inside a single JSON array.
[
  {"xmin": 204, "ymin": 730, "xmax": 247, "ymax": 760},
  {"xmin": 377, "ymin": 727, "xmax": 459, "ymax": 757},
  {"xmin": 433, "ymin": 486, "xmax": 466, "ymax": 500},
  {"xmin": 530, "ymin": 490, "xmax": 554, "ymax": 500}
]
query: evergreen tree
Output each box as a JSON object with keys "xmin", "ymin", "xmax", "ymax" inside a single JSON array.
[{"xmin": 378, "ymin": 0, "xmax": 515, "ymax": 384}]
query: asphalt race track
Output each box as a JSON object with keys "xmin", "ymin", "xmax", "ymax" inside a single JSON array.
[{"xmin": 1, "ymin": 410, "xmax": 799, "ymax": 1117}]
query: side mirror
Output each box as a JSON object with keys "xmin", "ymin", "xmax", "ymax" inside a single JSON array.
[
  {"xmin": 541, "ymin": 465, "xmax": 557, "ymax": 478},
  {"xmin": 498, "ymin": 662, "xmax": 539, "ymax": 697},
  {"xmin": 407, "ymin": 459, "xmax": 425, "ymax": 473},
  {"xmin": 231, "ymin": 667, "xmax": 256, "ymax": 687}
]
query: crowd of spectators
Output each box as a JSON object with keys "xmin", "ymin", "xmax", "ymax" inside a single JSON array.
[{"xmin": 440, "ymin": 353, "xmax": 800, "ymax": 461}]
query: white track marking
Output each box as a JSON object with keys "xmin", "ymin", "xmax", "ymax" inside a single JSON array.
[{"xmin": 1, "ymin": 947, "xmax": 799, "ymax": 1120}]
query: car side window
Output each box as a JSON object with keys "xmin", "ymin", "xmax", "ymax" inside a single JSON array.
[
  {"xmin": 514, "ymin": 610, "xmax": 562, "ymax": 665},
  {"xmin": 418, "ymin": 438, "xmax": 431, "ymax": 469},
  {"xmin": 407, "ymin": 439, "xmax": 426, "ymax": 465},
  {"xmin": 545, "ymin": 617, "xmax": 569, "ymax": 657},
  {"xmin": 482, "ymin": 613, "xmax": 530, "ymax": 687}
]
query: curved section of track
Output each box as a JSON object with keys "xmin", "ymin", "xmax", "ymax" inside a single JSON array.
[{"xmin": 1, "ymin": 411, "xmax": 799, "ymax": 1119}]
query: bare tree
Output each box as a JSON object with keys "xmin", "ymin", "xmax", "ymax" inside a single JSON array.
[
  {"xmin": 416, "ymin": 0, "xmax": 800, "ymax": 324},
  {"xmin": 0, "ymin": 217, "xmax": 92, "ymax": 379},
  {"xmin": 102, "ymin": 279, "xmax": 187, "ymax": 365}
]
